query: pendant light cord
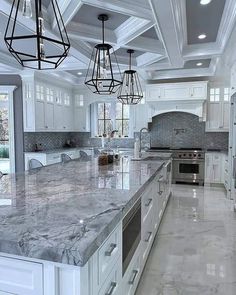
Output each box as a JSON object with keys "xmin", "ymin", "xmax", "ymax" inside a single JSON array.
[
  {"xmin": 102, "ymin": 18, "xmax": 105, "ymax": 44},
  {"xmin": 129, "ymin": 51, "xmax": 132, "ymax": 71}
]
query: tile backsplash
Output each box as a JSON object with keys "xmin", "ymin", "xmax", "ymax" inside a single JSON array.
[
  {"xmin": 24, "ymin": 112, "xmax": 229, "ymax": 152},
  {"xmin": 149, "ymin": 112, "xmax": 229, "ymax": 150}
]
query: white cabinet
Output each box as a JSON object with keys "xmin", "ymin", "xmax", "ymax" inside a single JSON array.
[
  {"xmin": 206, "ymin": 87, "xmax": 230, "ymax": 132},
  {"xmin": 146, "ymin": 81, "xmax": 207, "ymax": 102},
  {"xmin": 205, "ymin": 152, "xmax": 227, "ymax": 184},
  {"xmin": 0, "ymin": 257, "xmax": 43, "ymax": 295},
  {"xmin": 132, "ymin": 104, "xmax": 149, "ymax": 132},
  {"xmin": 22, "ymin": 76, "xmax": 74, "ymax": 132}
]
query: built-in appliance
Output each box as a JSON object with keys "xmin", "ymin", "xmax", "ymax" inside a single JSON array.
[
  {"xmin": 122, "ymin": 198, "xmax": 141, "ymax": 275},
  {"xmin": 172, "ymin": 149, "xmax": 205, "ymax": 185}
]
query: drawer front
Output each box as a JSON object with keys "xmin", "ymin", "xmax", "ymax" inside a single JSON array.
[
  {"xmin": 98, "ymin": 258, "xmax": 122, "ymax": 295},
  {"xmin": 141, "ymin": 214, "xmax": 155, "ymax": 265},
  {"xmin": 122, "ymin": 246, "xmax": 141, "ymax": 295},
  {"xmin": 0, "ymin": 257, "xmax": 43, "ymax": 295},
  {"xmin": 142, "ymin": 184, "xmax": 154, "ymax": 223},
  {"xmin": 97, "ymin": 224, "xmax": 122, "ymax": 287}
]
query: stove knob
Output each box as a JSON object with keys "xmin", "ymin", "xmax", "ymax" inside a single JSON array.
[
  {"xmin": 179, "ymin": 154, "xmax": 182, "ymax": 158},
  {"xmin": 183, "ymin": 154, "xmax": 186, "ymax": 157},
  {"xmin": 198, "ymin": 154, "xmax": 201, "ymax": 158},
  {"xmin": 189, "ymin": 153, "xmax": 192, "ymax": 157},
  {"xmin": 193, "ymin": 154, "xmax": 197, "ymax": 157}
]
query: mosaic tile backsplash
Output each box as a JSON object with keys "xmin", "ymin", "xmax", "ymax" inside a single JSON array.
[
  {"xmin": 24, "ymin": 112, "xmax": 229, "ymax": 152},
  {"xmin": 150, "ymin": 112, "xmax": 229, "ymax": 150}
]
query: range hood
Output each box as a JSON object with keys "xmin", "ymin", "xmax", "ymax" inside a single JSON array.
[{"xmin": 147, "ymin": 99, "xmax": 207, "ymax": 122}]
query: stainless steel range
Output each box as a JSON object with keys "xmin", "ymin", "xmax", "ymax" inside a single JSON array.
[{"xmin": 172, "ymin": 149, "xmax": 205, "ymax": 185}]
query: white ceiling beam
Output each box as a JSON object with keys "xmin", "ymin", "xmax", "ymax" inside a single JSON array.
[
  {"xmin": 52, "ymin": 0, "xmax": 83, "ymax": 29},
  {"xmin": 115, "ymin": 17, "xmax": 154, "ymax": 46},
  {"xmin": 125, "ymin": 37, "xmax": 165, "ymax": 55},
  {"xmin": 149, "ymin": 0, "xmax": 184, "ymax": 68},
  {"xmin": 136, "ymin": 52, "xmax": 164, "ymax": 67},
  {"xmin": 217, "ymin": 0, "xmax": 236, "ymax": 51},
  {"xmin": 81, "ymin": 0, "xmax": 153, "ymax": 20},
  {"xmin": 151, "ymin": 67, "xmax": 215, "ymax": 80},
  {"xmin": 183, "ymin": 43, "xmax": 222, "ymax": 60}
]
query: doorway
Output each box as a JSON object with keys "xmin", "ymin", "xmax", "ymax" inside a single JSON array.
[{"xmin": 0, "ymin": 86, "xmax": 16, "ymax": 174}]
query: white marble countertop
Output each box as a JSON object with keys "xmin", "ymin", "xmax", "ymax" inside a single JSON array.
[{"xmin": 0, "ymin": 155, "xmax": 170, "ymax": 267}]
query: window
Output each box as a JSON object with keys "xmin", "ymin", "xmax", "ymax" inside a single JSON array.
[
  {"xmin": 116, "ymin": 103, "xmax": 129, "ymax": 137},
  {"xmin": 46, "ymin": 88, "xmax": 54, "ymax": 103},
  {"xmin": 36, "ymin": 85, "xmax": 44, "ymax": 101},
  {"xmin": 97, "ymin": 102, "xmax": 130, "ymax": 137},
  {"xmin": 210, "ymin": 88, "xmax": 220, "ymax": 102},
  {"xmin": 224, "ymin": 88, "xmax": 230, "ymax": 101},
  {"xmin": 75, "ymin": 94, "xmax": 84, "ymax": 107},
  {"xmin": 64, "ymin": 93, "xmax": 70, "ymax": 106},
  {"xmin": 98, "ymin": 103, "xmax": 113, "ymax": 136}
]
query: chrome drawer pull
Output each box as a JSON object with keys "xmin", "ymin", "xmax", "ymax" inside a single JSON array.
[
  {"xmin": 105, "ymin": 243, "xmax": 117, "ymax": 256},
  {"xmin": 145, "ymin": 198, "xmax": 152, "ymax": 207},
  {"xmin": 129, "ymin": 270, "xmax": 139, "ymax": 285},
  {"xmin": 105, "ymin": 282, "xmax": 117, "ymax": 295},
  {"xmin": 158, "ymin": 176, "xmax": 164, "ymax": 182},
  {"xmin": 158, "ymin": 190, "xmax": 163, "ymax": 196},
  {"xmin": 145, "ymin": 231, "xmax": 152, "ymax": 243}
]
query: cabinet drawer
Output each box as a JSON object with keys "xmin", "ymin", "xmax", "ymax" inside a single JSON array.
[
  {"xmin": 98, "ymin": 258, "xmax": 122, "ymax": 295},
  {"xmin": 97, "ymin": 224, "xmax": 122, "ymax": 288},
  {"xmin": 0, "ymin": 257, "xmax": 43, "ymax": 295},
  {"xmin": 141, "ymin": 185, "xmax": 154, "ymax": 223},
  {"xmin": 122, "ymin": 247, "xmax": 141, "ymax": 295},
  {"xmin": 141, "ymin": 214, "xmax": 154, "ymax": 265}
]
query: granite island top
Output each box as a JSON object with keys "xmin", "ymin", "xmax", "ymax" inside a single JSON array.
[{"xmin": 0, "ymin": 155, "xmax": 170, "ymax": 267}]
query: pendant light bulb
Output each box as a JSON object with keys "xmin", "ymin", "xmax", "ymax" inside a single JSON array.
[{"xmin": 22, "ymin": 0, "xmax": 32, "ymax": 18}]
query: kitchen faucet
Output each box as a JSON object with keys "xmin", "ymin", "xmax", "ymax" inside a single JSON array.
[{"xmin": 139, "ymin": 127, "xmax": 149, "ymax": 156}]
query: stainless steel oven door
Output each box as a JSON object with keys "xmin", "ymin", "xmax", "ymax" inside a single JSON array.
[{"xmin": 173, "ymin": 159, "xmax": 204, "ymax": 183}]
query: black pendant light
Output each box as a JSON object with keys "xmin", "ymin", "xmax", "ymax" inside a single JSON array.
[
  {"xmin": 4, "ymin": 0, "xmax": 70, "ymax": 70},
  {"xmin": 117, "ymin": 49, "xmax": 143, "ymax": 105},
  {"xmin": 85, "ymin": 14, "xmax": 122, "ymax": 95}
]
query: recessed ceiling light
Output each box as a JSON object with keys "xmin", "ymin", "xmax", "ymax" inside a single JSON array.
[
  {"xmin": 77, "ymin": 72, "xmax": 83, "ymax": 75},
  {"xmin": 196, "ymin": 62, "xmax": 203, "ymax": 66},
  {"xmin": 200, "ymin": 0, "xmax": 212, "ymax": 5},
  {"xmin": 198, "ymin": 34, "xmax": 206, "ymax": 39}
]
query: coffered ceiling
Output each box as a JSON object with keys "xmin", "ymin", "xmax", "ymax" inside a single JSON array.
[{"xmin": 0, "ymin": 0, "xmax": 236, "ymax": 84}]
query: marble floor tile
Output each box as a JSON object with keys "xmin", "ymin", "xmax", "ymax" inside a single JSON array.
[{"xmin": 135, "ymin": 184, "xmax": 236, "ymax": 295}]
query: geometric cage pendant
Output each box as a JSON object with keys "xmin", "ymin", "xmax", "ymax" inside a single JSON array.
[{"xmin": 4, "ymin": 0, "xmax": 70, "ymax": 70}]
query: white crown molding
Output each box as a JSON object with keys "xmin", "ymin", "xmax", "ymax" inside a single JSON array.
[{"xmin": 136, "ymin": 52, "xmax": 164, "ymax": 67}]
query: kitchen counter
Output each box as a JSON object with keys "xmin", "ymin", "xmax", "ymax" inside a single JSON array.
[{"xmin": 0, "ymin": 155, "xmax": 169, "ymax": 267}]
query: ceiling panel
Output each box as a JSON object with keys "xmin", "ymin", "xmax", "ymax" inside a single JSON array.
[
  {"xmin": 186, "ymin": 0, "xmax": 226, "ymax": 44},
  {"xmin": 141, "ymin": 27, "xmax": 158, "ymax": 39},
  {"xmin": 115, "ymin": 48, "xmax": 144, "ymax": 58},
  {"xmin": 72, "ymin": 5, "xmax": 129, "ymax": 30},
  {"xmin": 184, "ymin": 59, "xmax": 211, "ymax": 69}
]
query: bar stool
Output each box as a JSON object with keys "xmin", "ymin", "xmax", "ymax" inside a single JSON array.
[
  {"xmin": 29, "ymin": 159, "xmax": 44, "ymax": 170},
  {"xmin": 61, "ymin": 153, "xmax": 72, "ymax": 163},
  {"xmin": 0, "ymin": 171, "xmax": 3, "ymax": 179}
]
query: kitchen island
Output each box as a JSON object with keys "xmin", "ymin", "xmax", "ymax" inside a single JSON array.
[{"xmin": 0, "ymin": 154, "xmax": 172, "ymax": 295}]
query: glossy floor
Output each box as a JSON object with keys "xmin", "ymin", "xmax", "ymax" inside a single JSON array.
[{"xmin": 136, "ymin": 184, "xmax": 236, "ymax": 295}]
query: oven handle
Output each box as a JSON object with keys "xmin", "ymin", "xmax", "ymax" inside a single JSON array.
[
  {"xmin": 129, "ymin": 270, "xmax": 139, "ymax": 285},
  {"xmin": 173, "ymin": 159, "xmax": 205, "ymax": 163}
]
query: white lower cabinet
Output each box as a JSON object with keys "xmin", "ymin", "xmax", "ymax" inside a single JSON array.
[
  {"xmin": 205, "ymin": 152, "xmax": 228, "ymax": 185},
  {"xmin": 122, "ymin": 245, "xmax": 142, "ymax": 295},
  {"xmin": 0, "ymin": 257, "xmax": 43, "ymax": 295},
  {"xmin": 0, "ymin": 163, "xmax": 172, "ymax": 295}
]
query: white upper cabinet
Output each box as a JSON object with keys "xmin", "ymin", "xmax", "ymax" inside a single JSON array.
[
  {"xmin": 206, "ymin": 86, "xmax": 230, "ymax": 132},
  {"xmin": 22, "ymin": 75, "xmax": 74, "ymax": 132},
  {"xmin": 74, "ymin": 93, "xmax": 90, "ymax": 132},
  {"xmin": 146, "ymin": 81, "xmax": 207, "ymax": 102}
]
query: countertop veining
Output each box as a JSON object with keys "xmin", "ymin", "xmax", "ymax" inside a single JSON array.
[{"xmin": 0, "ymin": 155, "xmax": 169, "ymax": 266}]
